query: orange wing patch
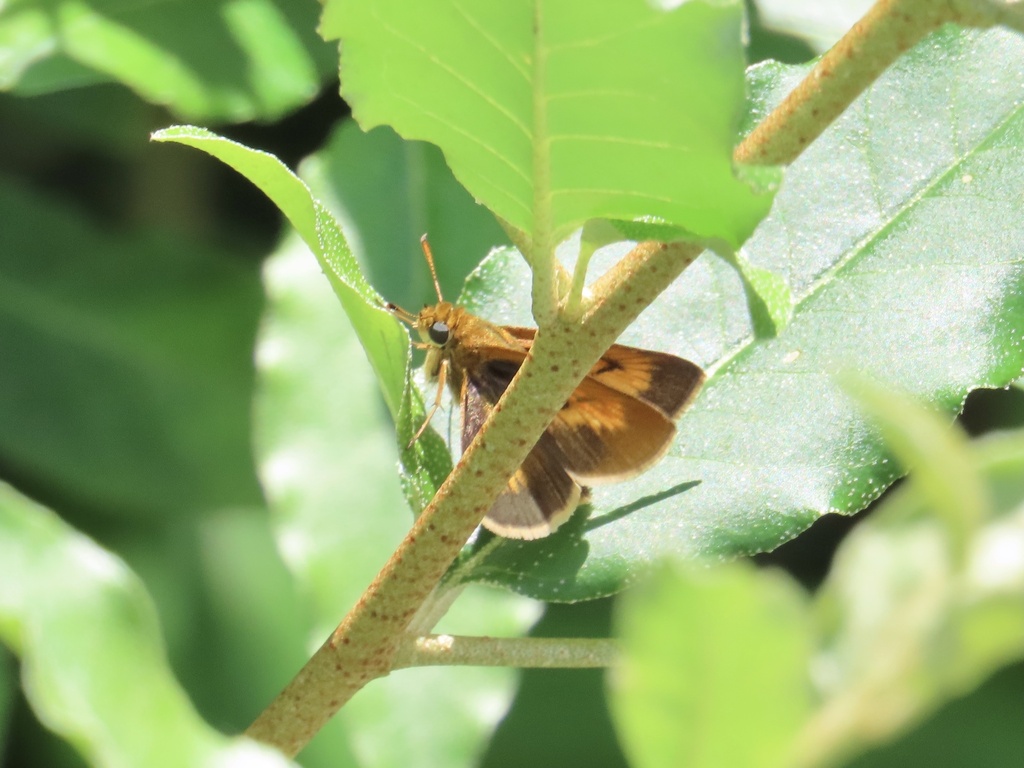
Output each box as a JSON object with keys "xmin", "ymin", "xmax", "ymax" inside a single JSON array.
[{"xmin": 546, "ymin": 376, "xmax": 677, "ymax": 485}]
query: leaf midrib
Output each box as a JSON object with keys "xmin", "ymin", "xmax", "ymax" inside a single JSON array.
[{"xmin": 531, "ymin": 0, "xmax": 552, "ymax": 257}]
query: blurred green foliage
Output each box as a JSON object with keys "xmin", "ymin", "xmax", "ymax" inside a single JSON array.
[{"xmin": 0, "ymin": 2, "xmax": 1022, "ymax": 768}]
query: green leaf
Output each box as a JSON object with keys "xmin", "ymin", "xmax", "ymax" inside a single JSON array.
[
  {"xmin": 322, "ymin": 0, "xmax": 773, "ymax": 250},
  {"xmin": 0, "ymin": 483, "xmax": 299, "ymax": 768},
  {"xmin": 717, "ymin": 247, "xmax": 793, "ymax": 337},
  {"xmin": 300, "ymin": 122, "xmax": 510, "ymax": 313},
  {"xmin": 447, "ymin": 27, "xmax": 1024, "ymax": 600},
  {"xmin": 0, "ymin": 177, "xmax": 263, "ymax": 516},
  {"xmin": 151, "ymin": 124, "xmax": 402, "ymax": 402},
  {"xmin": 0, "ymin": 0, "xmax": 333, "ymax": 121},
  {"xmin": 153, "ymin": 124, "xmax": 453, "ymax": 513},
  {"xmin": 610, "ymin": 560, "xmax": 812, "ymax": 768}
]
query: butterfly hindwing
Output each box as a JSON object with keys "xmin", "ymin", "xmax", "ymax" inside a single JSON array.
[{"xmin": 462, "ymin": 368, "xmax": 580, "ymax": 538}]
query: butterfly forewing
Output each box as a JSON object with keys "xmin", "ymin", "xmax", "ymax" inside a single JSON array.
[
  {"xmin": 504, "ymin": 328, "xmax": 705, "ymax": 417},
  {"xmin": 545, "ymin": 376, "xmax": 680, "ymax": 485}
]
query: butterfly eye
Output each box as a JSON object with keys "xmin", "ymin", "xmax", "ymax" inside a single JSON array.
[{"xmin": 428, "ymin": 321, "xmax": 450, "ymax": 346}]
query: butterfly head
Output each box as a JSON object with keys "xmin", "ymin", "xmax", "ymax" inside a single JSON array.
[
  {"xmin": 383, "ymin": 234, "xmax": 462, "ymax": 359},
  {"xmin": 414, "ymin": 301, "xmax": 458, "ymax": 350},
  {"xmin": 385, "ymin": 299, "xmax": 464, "ymax": 380},
  {"xmin": 384, "ymin": 299, "xmax": 456, "ymax": 345}
]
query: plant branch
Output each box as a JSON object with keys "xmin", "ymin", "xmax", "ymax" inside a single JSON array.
[
  {"xmin": 585, "ymin": 241, "xmax": 705, "ymax": 332},
  {"xmin": 392, "ymin": 634, "xmax": 619, "ymax": 669},
  {"xmin": 245, "ymin": 346, "xmax": 571, "ymax": 753},
  {"xmin": 734, "ymin": 0, "xmax": 1008, "ymax": 167},
  {"xmin": 246, "ymin": 236, "xmax": 703, "ymax": 756},
  {"xmin": 247, "ymin": 0, "xmax": 1014, "ymax": 752}
]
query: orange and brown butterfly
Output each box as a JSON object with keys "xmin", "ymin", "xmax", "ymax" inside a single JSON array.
[{"xmin": 386, "ymin": 236, "xmax": 706, "ymax": 540}]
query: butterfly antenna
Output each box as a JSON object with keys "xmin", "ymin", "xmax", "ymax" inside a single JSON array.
[
  {"xmin": 420, "ymin": 234, "xmax": 444, "ymax": 302},
  {"xmin": 384, "ymin": 300, "xmax": 416, "ymax": 325}
]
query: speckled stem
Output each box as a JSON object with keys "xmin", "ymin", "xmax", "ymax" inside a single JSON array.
[
  {"xmin": 392, "ymin": 634, "xmax": 619, "ymax": 669},
  {"xmin": 248, "ymin": 0, "xmax": 1019, "ymax": 749},
  {"xmin": 734, "ymin": 0, "xmax": 990, "ymax": 167},
  {"xmin": 245, "ymin": 238, "xmax": 704, "ymax": 756}
]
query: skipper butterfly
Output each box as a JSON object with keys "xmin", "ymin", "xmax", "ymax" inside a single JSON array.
[{"xmin": 388, "ymin": 237, "xmax": 705, "ymax": 539}]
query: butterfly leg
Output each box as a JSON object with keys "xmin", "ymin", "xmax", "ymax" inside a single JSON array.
[{"xmin": 407, "ymin": 358, "xmax": 448, "ymax": 448}]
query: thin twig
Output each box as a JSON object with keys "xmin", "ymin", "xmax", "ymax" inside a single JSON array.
[{"xmin": 392, "ymin": 634, "xmax": 619, "ymax": 669}]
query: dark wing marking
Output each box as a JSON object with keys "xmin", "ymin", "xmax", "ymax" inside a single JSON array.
[
  {"xmin": 588, "ymin": 345, "xmax": 705, "ymax": 418},
  {"xmin": 461, "ymin": 358, "xmax": 520, "ymax": 452},
  {"xmin": 503, "ymin": 327, "xmax": 705, "ymax": 418}
]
